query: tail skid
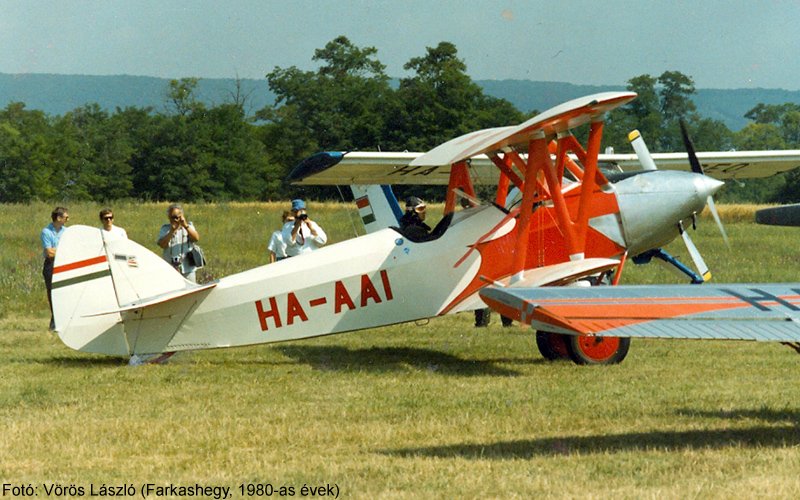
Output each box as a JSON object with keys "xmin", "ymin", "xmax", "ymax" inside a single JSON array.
[{"xmin": 53, "ymin": 225, "xmax": 210, "ymax": 355}]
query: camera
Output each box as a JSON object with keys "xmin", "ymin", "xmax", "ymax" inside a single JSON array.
[{"xmin": 298, "ymin": 213, "xmax": 308, "ymax": 221}]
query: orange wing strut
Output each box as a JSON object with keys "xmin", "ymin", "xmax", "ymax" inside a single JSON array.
[
  {"xmin": 539, "ymin": 138, "xmax": 580, "ymax": 258},
  {"xmin": 574, "ymin": 120, "xmax": 605, "ymax": 253},
  {"xmin": 445, "ymin": 160, "xmax": 476, "ymax": 214},
  {"xmin": 510, "ymin": 136, "xmax": 546, "ymax": 281},
  {"xmin": 495, "ymin": 170, "xmax": 511, "ymax": 207},
  {"xmin": 489, "ymin": 153, "xmax": 523, "ymax": 208}
]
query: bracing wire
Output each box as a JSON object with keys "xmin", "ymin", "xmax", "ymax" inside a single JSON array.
[{"xmin": 336, "ymin": 185, "xmax": 362, "ymax": 238}]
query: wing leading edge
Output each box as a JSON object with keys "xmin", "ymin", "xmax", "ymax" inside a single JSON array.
[
  {"xmin": 288, "ymin": 150, "xmax": 800, "ymax": 186},
  {"xmin": 479, "ymin": 284, "xmax": 800, "ymax": 342}
]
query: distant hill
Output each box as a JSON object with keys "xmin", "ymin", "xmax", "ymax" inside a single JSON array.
[
  {"xmin": 3, "ymin": 73, "xmax": 800, "ymax": 131},
  {"xmin": 479, "ymin": 80, "xmax": 800, "ymax": 131},
  {"xmin": 0, "ymin": 73, "xmax": 275, "ymax": 117}
]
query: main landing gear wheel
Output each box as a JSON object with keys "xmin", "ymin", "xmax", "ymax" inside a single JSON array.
[
  {"xmin": 536, "ymin": 331, "xmax": 570, "ymax": 360},
  {"xmin": 566, "ymin": 335, "xmax": 630, "ymax": 365}
]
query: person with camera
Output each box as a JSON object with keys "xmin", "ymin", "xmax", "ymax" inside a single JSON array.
[
  {"xmin": 282, "ymin": 199, "xmax": 327, "ymax": 257},
  {"xmin": 157, "ymin": 203, "xmax": 201, "ymax": 282}
]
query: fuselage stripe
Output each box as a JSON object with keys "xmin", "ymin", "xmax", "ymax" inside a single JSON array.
[
  {"xmin": 52, "ymin": 269, "xmax": 111, "ymax": 289},
  {"xmin": 54, "ymin": 255, "xmax": 108, "ymax": 274}
]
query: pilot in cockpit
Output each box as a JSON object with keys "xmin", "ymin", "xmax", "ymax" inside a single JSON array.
[{"xmin": 398, "ymin": 196, "xmax": 431, "ymax": 240}]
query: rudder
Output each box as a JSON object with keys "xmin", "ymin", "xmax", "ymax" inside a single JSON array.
[
  {"xmin": 53, "ymin": 225, "xmax": 195, "ymax": 356},
  {"xmin": 52, "ymin": 226, "xmax": 127, "ymax": 354}
]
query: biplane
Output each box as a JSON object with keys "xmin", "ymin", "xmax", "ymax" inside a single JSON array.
[{"xmin": 52, "ymin": 92, "xmax": 800, "ymax": 365}]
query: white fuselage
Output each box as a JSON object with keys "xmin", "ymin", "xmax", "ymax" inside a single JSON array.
[{"xmin": 128, "ymin": 205, "xmax": 512, "ymax": 354}]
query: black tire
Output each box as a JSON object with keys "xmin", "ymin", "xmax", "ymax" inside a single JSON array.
[
  {"xmin": 566, "ymin": 335, "xmax": 630, "ymax": 365},
  {"xmin": 536, "ymin": 331, "xmax": 570, "ymax": 360}
]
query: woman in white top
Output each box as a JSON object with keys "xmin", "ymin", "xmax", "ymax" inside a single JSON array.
[{"xmin": 268, "ymin": 210, "xmax": 294, "ymax": 263}]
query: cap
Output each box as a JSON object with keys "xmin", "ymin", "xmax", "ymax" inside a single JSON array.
[
  {"xmin": 291, "ymin": 199, "xmax": 306, "ymax": 211},
  {"xmin": 405, "ymin": 196, "xmax": 425, "ymax": 212}
]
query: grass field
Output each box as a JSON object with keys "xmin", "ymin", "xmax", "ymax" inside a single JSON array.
[{"xmin": 3, "ymin": 202, "xmax": 800, "ymax": 498}]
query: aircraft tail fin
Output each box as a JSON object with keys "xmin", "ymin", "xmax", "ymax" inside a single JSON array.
[
  {"xmin": 52, "ymin": 225, "xmax": 195, "ymax": 355},
  {"xmin": 350, "ymin": 184, "xmax": 402, "ymax": 234}
]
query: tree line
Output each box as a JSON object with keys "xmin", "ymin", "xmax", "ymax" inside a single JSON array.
[{"xmin": 2, "ymin": 36, "xmax": 800, "ymax": 204}]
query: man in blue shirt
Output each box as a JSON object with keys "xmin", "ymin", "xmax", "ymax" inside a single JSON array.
[{"xmin": 41, "ymin": 206, "xmax": 69, "ymax": 330}]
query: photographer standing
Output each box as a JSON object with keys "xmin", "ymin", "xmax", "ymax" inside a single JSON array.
[
  {"xmin": 157, "ymin": 203, "xmax": 201, "ymax": 282},
  {"xmin": 282, "ymin": 199, "xmax": 327, "ymax": 257}
]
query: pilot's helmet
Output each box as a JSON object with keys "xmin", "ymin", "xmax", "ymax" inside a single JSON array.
[{"xmin": 405, "ymin": 196, "xmax": 425, "ymax": 213}]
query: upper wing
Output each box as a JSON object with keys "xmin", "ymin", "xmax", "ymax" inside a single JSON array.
[
  {"xmin": 289, "ymin": 92, "xmax": 637, "ymax": 186},
  {"xmin": 604, "ymin": 150, "xmax": 800, "ymax": 179},
  {"xmin": 288, "ymin": 151, "xmax": 500, "ymax": 186},
  {"xmin": 411, "ymin": 92, "xmax": 637, "ymax": 167},
  {"xmin": 479, "ymin": 284, "xmax": 800, "ymax": 341},
  {"xmin": 289, "ymin": 149, "xmax": 800, "ymax": 186}
]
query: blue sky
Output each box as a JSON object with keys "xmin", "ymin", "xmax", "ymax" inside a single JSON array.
[{"xmin": 2, "ymin": 0, "xmax": 799, "ymax": 89}]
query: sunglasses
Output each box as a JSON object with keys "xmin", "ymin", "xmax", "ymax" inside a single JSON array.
[{"xmin": 102, "ymin": 216, "xmax": 113, "ymax": 221}]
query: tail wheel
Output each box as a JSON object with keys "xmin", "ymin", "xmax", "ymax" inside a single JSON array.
[
  {"xmin": 567, "ymin": 335, "xmax": 630, "ymax": 365},
  {"xmin": 536, "ymin": 331, "xmax": 570, "ymax": 360}
]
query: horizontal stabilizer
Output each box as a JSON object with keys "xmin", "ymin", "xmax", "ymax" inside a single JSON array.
[
  {"xmin": 480, "ymin": 283, "xmax": 800, "ymax": 342},
  {"xmin": 84, "ymin": 282, "xmax": 217, "ymax": 317},
  {"xmin": 755, "ymin": 203, "xmax": 800, "ymax": 227}
]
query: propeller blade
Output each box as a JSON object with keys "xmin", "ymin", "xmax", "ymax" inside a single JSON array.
[
  {"xmin": 679, "ymin": 120, "xmax": 704, "ymax": 175},
  {"xmin": 628, "ymin": 130, "xmax": 658, "ymax": 171},
  {"xmin": 680, "ymin": 223, "xmax": 711, "ymax": 282},
  {"xmin": 705, "ymin": 195, "xmax": 730, "ymax": 248},
  {"xmin": 680, "ymin": 119, "xmax": 730, "ymax": 248}
]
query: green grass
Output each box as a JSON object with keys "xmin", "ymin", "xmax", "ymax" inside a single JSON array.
[{"xmin": 3, "ymin": 202, "xmax": 800, "ymax": 498}]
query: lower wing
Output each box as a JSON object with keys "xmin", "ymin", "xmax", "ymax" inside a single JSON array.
[{"xmin": 480, "ymin": 283, "xmax": 800, "ymax": 341}]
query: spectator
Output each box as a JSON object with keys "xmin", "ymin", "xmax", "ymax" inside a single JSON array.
[
  {"xmin": 282, "ymin": 199, "xmax": 327, "ymax": 257},
  {"xmin": 157, "ymin": 204, "xmax": 201, "ymax": 282},
  {"xmin": 99, "ymin": 208, "xmax": 128, "ymax": 241},
  {"xmin": 268, "ymin": 210, "xmax": 294, "ymax": 263},
  {"xmin": 41, "ymin": 207, "xmax": 69, "ymax": 330}
]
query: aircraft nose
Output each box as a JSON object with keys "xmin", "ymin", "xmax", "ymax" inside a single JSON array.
[
  {"xmin": 612, "ymin": 171, "xmax": 725, "ymax": 256},
  {"xmin": 694, "ymin": 175, "xmax": 724, "ymax": 200}
]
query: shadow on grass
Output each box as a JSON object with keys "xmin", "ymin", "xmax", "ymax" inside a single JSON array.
[
  {"xmin": 677, "ymin": 407, "xmax": 800, "ymax": 424},
  {"xmin": 277, "ymin": 345, "xmax": 521, "ymax": 376},
  {"xmin": 38, "ymin": 356, "xmax": 128, "ymax": 367},
  {"xmin": 384, "ymin": 425, "xmax": 800, "ymax": 458}
]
